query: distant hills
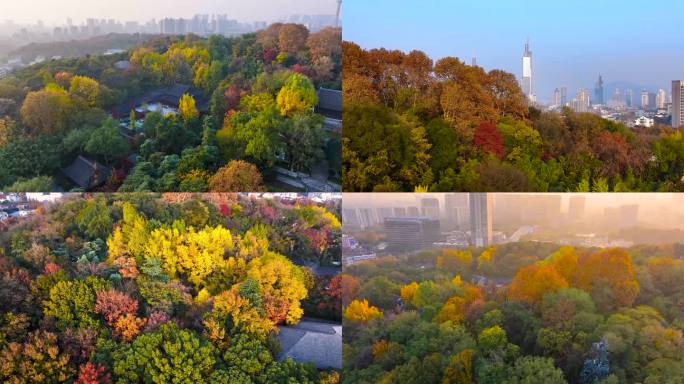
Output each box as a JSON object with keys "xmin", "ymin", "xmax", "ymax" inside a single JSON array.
[{"xmin": 3, "ymin": 33, "xmax": 158, "ymax": 62}]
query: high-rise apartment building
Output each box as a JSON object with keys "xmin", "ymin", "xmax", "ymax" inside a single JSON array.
[
  {"xmin": 673, "ymin": 80, "xmax": 684, "ymax": 128},
  {"xmin": 553, "ymin": 88, "xmax": 561, "ymax": 106},
  {"xmin": 626, "ymin": 89, "xmax": 633, "ymax": 107},
  {"xmin": 560, "ymin": 87, "xmax": 567, "ymax": 106},
  {"xmin": 469, "ymin": 193, "xmax": 492, "ymax": 247},
  {"xmin": 612, "ymin": 88, "xmax": 621, "ymax": 104},
  {"xmin": 641, "ymin": 90, "xmax": 649, "ymax": 109},
  {"xmin": 384, "ymin": 217, "xmax": 441, "ymax": 252},
  {"xmin": 573, "ymin": 89, "xmax": 590, "ymax": 112},
  {"xmin": 420, "ymin": 197, "xmax": 440, "ymax": 220},
  {"xmin": 444, "ymin": 194, "xmax": 469, "ymax": 228},
  {"xmin": 648, "ymin": 93, "xmax": 657, "ymax": 110},
  {"xmin": 657, "ymin": 89, "xmax": 666, "ymax": 109}
]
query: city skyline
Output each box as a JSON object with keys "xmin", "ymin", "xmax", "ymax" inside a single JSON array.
[
  {"xmin": 1, "ymin": 0, "xmax": 337, "ymax": 25},
  {"xmin": 344, "ymin": 0, "xmax": 684, "ymax": 102}
]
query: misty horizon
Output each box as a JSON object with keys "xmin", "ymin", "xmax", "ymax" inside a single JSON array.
[
  {"xmin": 2, "ymin": 0, "xmax": 338, "ymax": 25},
  {"xmin": 343, "ymin": 193, "xmax": 684, "ymax": 233}
]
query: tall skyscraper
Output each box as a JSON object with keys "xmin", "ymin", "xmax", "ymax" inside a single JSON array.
[
  {"xmin": 560, "ymin": 87, "xmax": 567, "ymax": 106},
  {"xmin": 420, "ymin": 197, "xmax": 440, "ymax": 220},
  {"xmin": 553, "ymin": 88, "xmax": 561, "ymax": 106},
  {"xmin": 469, "ymin": 193, "xmax": 492, "ymax": 247},
  {"xmin": 445, "ymin": 194, "xmax": 469, "ymax": 228},
  {"xmin": 641, "ymin": 90, "xmax": 649, "ymax": 109},
  {"xmin": 594, "ymin": 74, "xmax": 604, "ymax": 105},
  {"xmin": 521, "ymin": 40, "xmax": 534, "ymax": 103},
  {"xmin": 626, "ymin": 89, "xmax": 633, "ymax": 107},
  {"xmin": 674, "ymin": 80, "xmax": 684, "ymax": 128}
]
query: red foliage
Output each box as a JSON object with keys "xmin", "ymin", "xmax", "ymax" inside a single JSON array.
[
  {"xmin": 75, "ymin": 362, "xmax": 111, "ymax": 384},
  {"xmin": 94, "ymin": 289, "xmax": 139, "ymax": 326},
  {"xmin": 263, "ymin": 294, "xmax": 291, "ymax": 323},
  {"xmin": 474, "ymin": 121, "xmax": 506, "ymax": 160},
  {"xmin": 263, "ymin": 48, "xmax": 278, "ymax": 63},
  {"xmin": 290, "ymin": 64, "xmax": 314, "ymax": 78},
  {"xmin": 259, "ymin": 204, "xmax": 278, "ymax": 223},
  {"xmin": 224, "ymin": 85, "xmax": 241, "ymax": 111},
  {"xmin": 219, "ymin": 203, "xmax": 231, "ymax": 217},
  {"xmin": 303, "ymin": 228, "xmax": 329, "ymax": 254},
  {"xmin": 144, "ymin": 310, "xmax": 170, "ymax": 332},
  {"xmin": 43, "ymin": 262, "xmax": 62, "ymax": 275},
  {"xmin": 591, "ymin": 131, "xmax": 630, "ymax": 177}
]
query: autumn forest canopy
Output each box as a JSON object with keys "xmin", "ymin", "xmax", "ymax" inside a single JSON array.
[
  {"xmin": 342, "ymin": 41, "xmax": 684, "ymax": 192},
  {"xmin": 342, "ymin": 241, "xmax": 684, "ymax": 384},
  {"xmin": 0, "ymin": 193, "xmax": 342, "ymax": 383},
  {"xmin": 0, "ymin": 24, "xmax": 342, "ymax": 192}
]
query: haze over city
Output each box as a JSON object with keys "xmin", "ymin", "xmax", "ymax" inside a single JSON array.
[
  {"xmin": 2, "ymin": 0, "xmax": 338, "ymax": 25},
  {"xmin": 343, "ymin": 193, "xmax": 684, "ymax": 233},
  {"xmin": 344, "ymin": 0, "xmax": 684, "ymax": 103}
]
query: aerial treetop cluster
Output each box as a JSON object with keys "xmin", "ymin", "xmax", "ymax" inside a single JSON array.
[
  {"xmin": 0, "ymin": 193, "xmax": 342, "ymax": 383},
  {"xmin": 342, "ymin": 242, "xmax": 684, "ymax": 383},
  {"xmin": 0, "ymin": 24, "xmax": 341, "ymax": 191}
]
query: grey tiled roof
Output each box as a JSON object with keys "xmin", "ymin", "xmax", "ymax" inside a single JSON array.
[
  {"xmin": 63, "ymin": 156, "xmax": 111, "ymax": 189},
  {"xmin": 277, "ymin": 319, "xmax": 342, "ymax": 369},
  {"xmin": 315, "ymin": 88, "xmax": 342, "ymax": 120}
]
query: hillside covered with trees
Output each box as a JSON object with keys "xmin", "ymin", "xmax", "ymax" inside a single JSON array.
[
  {"xmin": 0, "ymin": 24, "xmax": 341, "ymax": 192},
  {"xmin": 0, "ymin": 193, "xmax": 342, "ymax": 383},
  {"xmin": 342, "ymin": 242, "xmax": 684, "ymax": 383},
  {"xmin": 342, "ymin": 42, "xmax": 684, "ymax": 192}
]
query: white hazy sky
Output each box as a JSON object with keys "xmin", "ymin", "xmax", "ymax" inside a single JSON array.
[{"xmin": 2, "ymin": 0, "xmax": 337, "ymax": 24}]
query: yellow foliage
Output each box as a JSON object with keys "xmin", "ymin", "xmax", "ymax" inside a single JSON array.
[
  {"xmin": 195, "ymin": 288, "xmax": 211, "ymax": 304},
  {"xmin": 477, "ymin": 247, "xmax": 496, "ymax": 272},
  {"xmin": 179, "ymin": 93, "xmax": 199, "ymax": 121},
  {"xmin": 344, "ymin": 299, "xmax": 383, "ymax": 322},
  {"xmin": 372, "ymin": 340, "xmax": 390, "ymax": 359},
  {"xmin": 400, "ymin": 281, "xmax": 419, "ymax": 303},
  {"xmin": 145, "ymin": 224, "xmax": 234, "ymax": 288},
  {"xmin": 452, "ymin": 275, "xmax": 463, "ymax": 287},
  {"xmin": 442, "ymin": 349, "xmax": 474, "ymax": 384},
  {"xmin": 547, "ymin": 246, "xmax": 579, "ymax": 283},
  {"xmin": 246, "ymin": 252, "xmax": 308, "ymax": 324},
  {"xmin": 437, "ymin": 249, "xmax": 472, "ymax": 273},
  {"xmin": 212, "ymin": 285, "xmax": 276, "ymax": 339},
  {"xmin": 433, "ymin": 296, "xmax": 466, "ymax": 324}
]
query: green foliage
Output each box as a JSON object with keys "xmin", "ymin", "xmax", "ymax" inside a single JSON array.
[
  {"xmin": 43, "ymin": 277, "xmax": 109, "ymax": 330},
  {"xmin": 113, "ymin": 323, "xmax": 218, "ymax": 384}
]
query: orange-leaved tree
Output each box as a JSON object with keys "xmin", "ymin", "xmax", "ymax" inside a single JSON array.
[{"xmin": 508, "ymin": 264, "xmax": 568, "ymax": 305}]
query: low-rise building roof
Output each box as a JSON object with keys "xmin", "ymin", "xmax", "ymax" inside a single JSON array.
[
  {"xmin": 315, "ymin": 88, "xmax": 342, "ymax": 120},
  {"xmin": 277, "ymin": 319, "xmax": 342, "ymax": 370},
  {"xmin": 63, "ymin": 156, "xmax": 111, "ymax": 190}
]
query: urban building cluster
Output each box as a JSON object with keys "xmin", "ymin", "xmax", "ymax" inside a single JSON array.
[
  {"xmin": 517, "ymin": 41, "xmax": 683, "ymax": 128},
  {"xmin": 0, "ymin": 12, "xmax": 337, "ymax": 45},
  {"xmin": 342, "ymin": 193, "xmax": 645, "ymax": 264}
]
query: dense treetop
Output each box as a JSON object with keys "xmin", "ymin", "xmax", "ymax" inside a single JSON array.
[
  {"xmin": 342, "ymin": 241, "xmax": 684, "ymax": 383},
  {"xmin": 0, "ymin": 25, "xmax": 341, "ymax": 191},
  {"xmin": 0, "ymin": 193, "xmax": 342, "ymax": 383},
  {"xmin": 342, "ymin": 41, "xmax": 684, "ymax": 192}
]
